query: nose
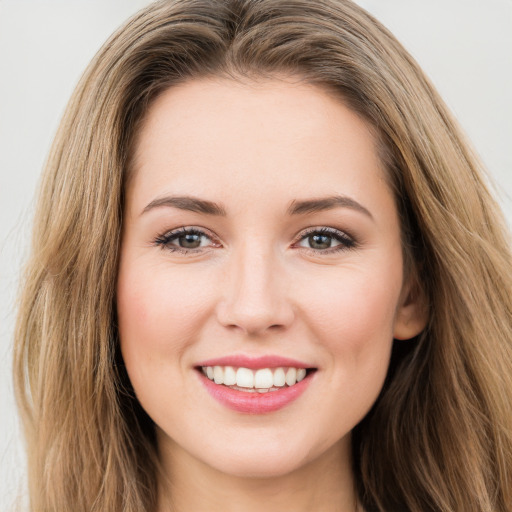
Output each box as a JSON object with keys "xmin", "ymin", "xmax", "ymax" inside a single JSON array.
[{"xmin": 215, "ymin": 244, "xmax": 295, "ymax": 336}]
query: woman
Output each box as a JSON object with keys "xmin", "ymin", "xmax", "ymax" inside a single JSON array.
[{"xmin": 14, "ymin": 0, "xmax": 512, "ymax": 511}]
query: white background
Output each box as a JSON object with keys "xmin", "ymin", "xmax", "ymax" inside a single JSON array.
[{"xmin": 1, "ymin": 0, "xmax": 510, "ymax": 508}]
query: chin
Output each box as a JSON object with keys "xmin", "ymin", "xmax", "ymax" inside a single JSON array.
[
  {"xmin": 199, "ymin": 436, "xmax": 324, "ymax": 480},
  {"xmin": 213, "ymin": 453, "xmax": 308, "ymax": 479}
]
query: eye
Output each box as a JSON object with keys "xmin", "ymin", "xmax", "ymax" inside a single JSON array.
[
  {"xmin": 295, "ymin": 227, "xmax": 356, "ymax": 253},
  {"xmin": 153, "ymin": 227, "xmax": 219, "ymax": 253}
]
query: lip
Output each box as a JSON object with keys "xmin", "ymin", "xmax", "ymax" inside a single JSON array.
[
  {"xmin": 196, "ymin": 367, "xmax": 316, "ymax": 414},
  {"xmin": 195, "ymin": 354, "xmax": 314, "ymax": 370}
]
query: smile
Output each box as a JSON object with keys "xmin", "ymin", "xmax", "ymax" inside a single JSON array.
[
  {"xmin": 201, "ymin": 365, "xmax": 308, "ymax": 392},
  {"xmin": 195, "ymin": 357, "xmax": 317, "ymax": 414}
]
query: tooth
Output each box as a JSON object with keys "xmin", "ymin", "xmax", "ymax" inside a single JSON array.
[
  {"xmin": 205, "ymin": 365, "xmax": 308, "ymax": 388},
  {"xmin": 296, "ymin": 368, "xmax": 306, "ymax": 382},
  {"xmin": 257, "ymin": 388, "xmax": 269, "ymax": 393},
  {"xmin": 223, "ymin": 366, "xmax": 236, "ymax": 386},
  {"xmin": 285, "ymin": 367, "xmax": 297, "ymax": 386},
  {"xmin": 213, "ymin": 366, "xmax": 224, "ymax": 384},
  {"xmin": 236, "ymin": 367, "xmax": 254, "ymax": 388},
  {"xmin": 273, "ymin": 367, "xmax": 286, "ymax": 387},
  {"xmin": 255, "ymin": 368, "xmax": 273, "ymax": 388}
]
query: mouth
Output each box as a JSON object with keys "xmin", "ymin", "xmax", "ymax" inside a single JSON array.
[
  {"xmin": 194, "ymin": 358, "xmax": 317, "ymax": 414},
  {"xmin": 196, "ymin": 365, "xmax": 317, "ymax": 393}
]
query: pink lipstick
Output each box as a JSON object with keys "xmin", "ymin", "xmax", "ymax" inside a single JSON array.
[{"xmin": 195, "ymin": 355, "xmax": 317, "ymax": 414}]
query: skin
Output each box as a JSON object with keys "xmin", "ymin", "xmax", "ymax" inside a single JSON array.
[{"xmin": 117, "ymin": 75, "xmax": 426, "ymax": 512}]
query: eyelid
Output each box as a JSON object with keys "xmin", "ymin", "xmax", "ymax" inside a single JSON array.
[
  {"xmin": 292, "ymin": 226, "xmax": 357, "ymax": 253},
  {"xmin": 152, "ymin": 225, "xmax": 357, "ymax": 255},
  {"xmin": 153, "ymin": 226, "xmax": 222, "ymax": 253}
]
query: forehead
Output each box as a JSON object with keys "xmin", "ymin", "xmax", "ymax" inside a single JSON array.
[
  {"xmin": 130, "ymin": 75, "xmax": 383, "ymax": 160},
  {"xmin": 127, "ymin": 76, "xmax": 392, "ymax": 216}
]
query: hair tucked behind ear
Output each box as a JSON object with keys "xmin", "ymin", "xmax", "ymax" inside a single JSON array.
[{"xmin": 14, "ymin": 1, "xmax": 512, "ymax": 511}]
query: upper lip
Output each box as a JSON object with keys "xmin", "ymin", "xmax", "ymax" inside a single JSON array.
[{"xmin": 195, "ymin": 354, "xmax": 315, "ymax": 370}]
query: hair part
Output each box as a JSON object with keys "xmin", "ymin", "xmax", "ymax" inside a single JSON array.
[{"xmin": 14, "ymin": 1, "xmax": 512, "ymax": 511}]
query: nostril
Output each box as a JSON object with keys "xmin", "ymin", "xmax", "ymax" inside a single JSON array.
[{"xmin": 215, "ymin": 281, "xmax": 295, "ymax": 335}]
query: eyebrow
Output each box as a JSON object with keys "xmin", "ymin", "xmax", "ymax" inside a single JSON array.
[
  {"xmin": 141, "ymin": 194, "xmax": 373, "ymax": 219},
  {"xmin": 287, "ymin": 195, "xmax": 373, "ymax": 219},
  {"xmin": 141, "ymin": 195, "xmax": 227, "ymax": 216}
]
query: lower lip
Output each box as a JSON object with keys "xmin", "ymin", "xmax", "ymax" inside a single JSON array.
[{"xmin": 197, "ymin": 370, "xmax": 315, "ymax": 414}]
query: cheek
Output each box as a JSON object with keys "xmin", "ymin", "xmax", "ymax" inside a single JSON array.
[
  {"xmin": 295, "ymin": 260, "xmax": 402, "ymax": 396},
  {"xmin": 303, "ymin": 270, "xmax": 400, "ymax": 343},
  {"xmin": 116, "ymin": 258, "xmax": 216, "ymax": 377}
]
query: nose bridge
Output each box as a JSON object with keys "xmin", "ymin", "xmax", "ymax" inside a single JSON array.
[{"xmin": 217, "ymin": 238, "xmax": 293, "ymax": 334}]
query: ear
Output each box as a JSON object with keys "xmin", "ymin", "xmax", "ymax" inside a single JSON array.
[{"xmin": 393, "ymin": 274, "xmax": 428, "ymax": 340}]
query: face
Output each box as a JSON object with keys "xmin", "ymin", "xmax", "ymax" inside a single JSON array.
[{"xmin": 117, "ymin": 76, "xmax": 425, "ymax": 480}]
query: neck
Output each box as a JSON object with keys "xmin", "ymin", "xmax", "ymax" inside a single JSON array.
[{"xmin": 156, "ymin": 435, "xmax": 359, "ymax": 512}]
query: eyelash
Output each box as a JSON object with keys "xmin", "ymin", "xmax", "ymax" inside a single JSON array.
[
  {"xmin": 153, "ymin": 226, "xmax": 357, "ymax": 255},
  {"xmin": 293, "ymin": 227, "xmax": 357, "ymax": 254},
  {"xmin": 153, "ymin": 227, "xmax": 218, "ymax": 255}
]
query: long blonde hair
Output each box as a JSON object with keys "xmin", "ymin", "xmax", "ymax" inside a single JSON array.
[{"xmin": 14, "ymin": 1, "xmax": 512, "ymax": 510}]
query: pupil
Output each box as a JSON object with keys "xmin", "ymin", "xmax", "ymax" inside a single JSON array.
[
  {"xmin": 179, "ymin": 233, "xmax": 201, "ymax": 248},
  {"xmin": 309, "ymin": 234, "xmax": 331, "ymax": 249}
]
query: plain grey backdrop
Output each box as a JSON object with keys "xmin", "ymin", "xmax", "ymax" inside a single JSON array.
[{"xmin": 1, "ymin": 0, "xmax": 511, "ymax": 508}]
